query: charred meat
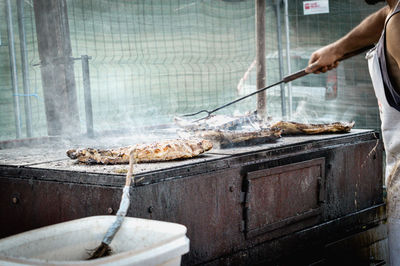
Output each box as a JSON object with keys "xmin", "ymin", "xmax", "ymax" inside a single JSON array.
[
  {"xmin": 67, "ymin": 138, "xmax": 213, "ymax": 164},
  {"xmin": 195, "ymin": 129, "xmax": 281, "ymax": 145},
  {"xmin": 271, "ymin": 121, "xmax": 355, "ymax": 135}
]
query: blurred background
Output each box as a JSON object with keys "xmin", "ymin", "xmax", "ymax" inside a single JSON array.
[{"xmin": 0, "ymin": 0, "xmax": 384, "ymax": 141}]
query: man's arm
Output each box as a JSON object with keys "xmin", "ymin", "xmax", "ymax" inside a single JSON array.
[{"xmin": 306, "ymin": 6, "xmax": 389, "ymax": 73}]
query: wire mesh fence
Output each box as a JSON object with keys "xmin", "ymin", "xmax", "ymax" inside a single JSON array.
[
  {"xmin": 0, "ymin": 0, "xmax": 46, "ymax": 140},
  {"xmin": 68, "ymin": 0, "xmax": 261, "ymax": 133},
  {"xmin": 0, "ymin": 0, "xmax": 384, "ymax": 140}
]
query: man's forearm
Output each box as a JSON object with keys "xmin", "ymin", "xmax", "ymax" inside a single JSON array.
[{"xmin": 333, "ymin": 6, "xmax": 388, "ymax": 56}]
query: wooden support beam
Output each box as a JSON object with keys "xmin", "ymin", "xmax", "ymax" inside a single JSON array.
[
  {"xmin": 33, "ymin": 0, "xmax": 80, "ymax": 136},
  {"xmin": 256, "ymin": 0, "xmax": 267, "ymax": 120}
]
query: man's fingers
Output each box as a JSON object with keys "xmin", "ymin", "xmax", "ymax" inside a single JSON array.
[
  {"xmin": 333, "ymin": 61, "xmax": 339, "ymax": 68},
  {"xmin": 306, "ymin": 52, "xmax": 320, "ymax": 73},
  {"xmin": 306, "ymin": 60, "xmax": 339, "ymax": 74},
  {"xmin": 307, "ymin": 52, "xmax": 319, "ymax": 65},
  {"xmin": 328, "ymin": 63, "xmax": 336, "ymax": 71},
  {"xmin": 327, "ymin": 61, "xmax": 339, "ymax": 71},
  {"xmin": 305, "ymin": 62, "xmax": 320, "ymax": 73}
]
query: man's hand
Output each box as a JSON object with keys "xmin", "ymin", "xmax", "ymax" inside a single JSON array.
[
  {"xmin": 305, "ymin": 44, "xmax": 342, "ymax": 74},
  {"xmin": 305, "ymin": 6, "xmax": 387, "ymax": 75}
]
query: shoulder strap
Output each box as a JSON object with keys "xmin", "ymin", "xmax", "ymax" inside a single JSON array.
[
  {"xmin": 383, "ymin": 1, "xmax": 400, "ymax": 33},
  {"xmin": 388, "ymin": 1, "xmax": 400, "ymax": 23}
]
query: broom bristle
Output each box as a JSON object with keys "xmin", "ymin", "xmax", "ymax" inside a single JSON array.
[{"xmin": 87, "ymin": 242, "xmax": 112, "ymax": 260}]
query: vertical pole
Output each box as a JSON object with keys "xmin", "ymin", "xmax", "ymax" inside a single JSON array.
[
  {"xmin": 255, "ymin": 0, "xmax": 266, "ymax": 120},
  {"xmin": 284, "ymin": 0, "xmax": 292, "ymax": 119},
  {"xmin": 81, "ymin": 55, "xmax": 94, "ymax": 138},
  {"xmin": 33, "ymin": 0, "xmax": 80, "ymax": 136},
  {"xmin": 5, "ymin": 0, "xmax": 22, "ymax": 139},
  {"xmin": 275, "ymin": 0, "xmax": 286, "ymax": 118},
  {"xmin": 17, "ymin": 0, "xmax": 33, "ymax": 137}
]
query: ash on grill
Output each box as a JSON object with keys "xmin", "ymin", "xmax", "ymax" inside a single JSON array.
[
  {"xmin": 175, "ymin": 112, "xmax": 355, "ymax": 149},
  {"xmin": 175, "ymin": 112, "xmax": 282, "ymax": 149}
]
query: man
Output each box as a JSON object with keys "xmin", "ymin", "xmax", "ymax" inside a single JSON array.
[{"xmin": 305, "ymin": 0, "xmax": 400, "ymax": 264}]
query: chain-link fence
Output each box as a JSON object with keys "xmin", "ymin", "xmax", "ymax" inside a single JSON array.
[{"xmin": 0, "ymin": 0, "xmax": 384, "ymax": 140}]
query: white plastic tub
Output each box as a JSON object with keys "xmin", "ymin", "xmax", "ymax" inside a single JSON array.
[{"xmin": 0, "ymin": 216, "xmax": 189, "ymax": 266}]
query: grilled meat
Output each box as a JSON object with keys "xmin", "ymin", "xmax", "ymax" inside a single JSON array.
[
  {"xmin": 271, "ymin": 121, "xmax": 355, "ymax": 135},
  {"xmin": 66, "ymin": 138, "xmax": 213, "ymax": 164},
  {"xmin": 195, "ymin": 129, "xmax": 281, "ymax": 144}
]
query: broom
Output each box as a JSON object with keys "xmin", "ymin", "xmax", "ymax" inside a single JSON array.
[{"xmin": 88, "ymin": 149, "xmax": 136, "ymax": 259}]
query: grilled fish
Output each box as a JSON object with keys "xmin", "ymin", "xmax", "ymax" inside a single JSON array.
[
  {"xmin": 195, "ymin": 129, "xmax": 281, "ymax": 144},
  {"xmin": 66, "ymin": 138, "xmax": 213, "ymax": 164},
  {"xmin": 271, "ymin": 121, "xmax": 355, "ymax": 135}
]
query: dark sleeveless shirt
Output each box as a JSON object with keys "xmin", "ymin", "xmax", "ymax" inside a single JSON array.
[{"xmin": 376, "ymin": 3, "xmax": 400, "ymax": 112}]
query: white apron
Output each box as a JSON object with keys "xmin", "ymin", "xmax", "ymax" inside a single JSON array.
[
  {"xmin": 366, "ymin": 5, "xmax": 400, "ymax": 262},
  {"xmin": 366, "ymin": 47, "xmax": 400, "ymax": 187}
]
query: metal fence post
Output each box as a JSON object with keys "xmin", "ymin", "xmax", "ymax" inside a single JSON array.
[
  {"xmin": 81, "ymin": 55, "xmax": 94, "ymax": 138},
  {"xmin": 275, "ymin": 0, "xmax": 286, "ymax": 119},
  {"xmin": 17, "ymin": 0, "xmax": 33, "ymax": 137},
  {"xmin": 5, "ymin": 0, "xmax": 22, "ymax": 139},
  {"xmin": 283, "ymin": 0, "xmax": 292, "ymax": 119}
]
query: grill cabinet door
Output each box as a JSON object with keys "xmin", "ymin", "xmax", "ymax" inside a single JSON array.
[{"xmin": 245, "ymin": 158, "xmax": 325, "ymax": 238}]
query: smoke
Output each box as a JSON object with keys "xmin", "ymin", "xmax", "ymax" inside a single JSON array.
[{"xmin": 76, "ymin": 104, "xmax": 180, "ymax": 148}]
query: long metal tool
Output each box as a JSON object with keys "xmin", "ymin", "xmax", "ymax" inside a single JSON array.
[{"xmin": 182, "ymin": 45, "xmax": 375, "ymax": 121}]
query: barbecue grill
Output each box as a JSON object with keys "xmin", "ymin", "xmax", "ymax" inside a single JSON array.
[
  {"xmin": 0, "ymin": 0, "xmax": 387, "ymax": 264},
  {"xmin": 0, "ymin": 129, "xmax": 386, "ymax": 265}
]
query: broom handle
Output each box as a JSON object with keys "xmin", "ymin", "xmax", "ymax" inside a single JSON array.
[
  {"xmin": 102, "ymin": 151, "xmax": 135, "ymax": 245},
  {"xmin": 125, "ymin": 150, "xmax": 135, "ymax": 186}
]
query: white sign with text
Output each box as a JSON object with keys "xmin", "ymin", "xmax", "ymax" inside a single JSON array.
[{"xmin": 303, "ymin": 0, "xmax": 330, "ymax": 15}]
